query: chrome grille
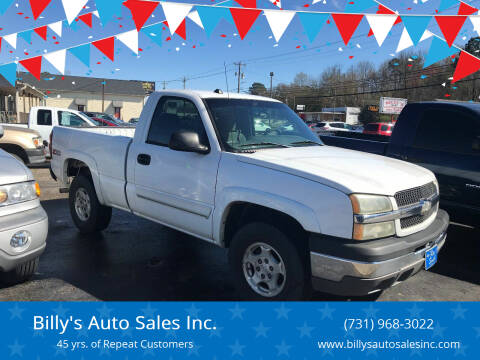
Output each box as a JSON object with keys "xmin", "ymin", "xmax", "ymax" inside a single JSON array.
[
  {"xmin": 394, "ymin": 182, "xmax": 437, "ymax": 207},
  {"xmin": 395, "ymin": 182, "xmax": 438, "ymax": 230}
]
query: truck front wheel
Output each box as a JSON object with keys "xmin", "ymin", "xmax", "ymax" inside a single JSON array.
[
  {"xmin": 229, "ymin": 222, "xmax": 308, "ymax": 300},
  {"xmin": 69, "ymin": 174, "xmax": 112, "ymax": 234}
]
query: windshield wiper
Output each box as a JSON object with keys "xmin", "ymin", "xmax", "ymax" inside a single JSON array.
[
  {"xmin": 240, "ymin": 142, "xmax": 291, "ymax": 148},
  {"xmin": 290, "ymin": 140, "xmax": 323, "ymax": 146}
]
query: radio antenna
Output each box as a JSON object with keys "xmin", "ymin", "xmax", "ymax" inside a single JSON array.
[{"xmin": 224, "ymin": 61, "xmax": 230, "ymax": 100}]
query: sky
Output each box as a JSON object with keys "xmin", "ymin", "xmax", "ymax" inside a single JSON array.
[{"xmin": 0, "ymin": 0, "xmax": 479, "ymax": 93}]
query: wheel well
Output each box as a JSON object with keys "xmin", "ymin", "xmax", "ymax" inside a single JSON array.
[
  {"xmin": 66, "ymin": 159, "xmax": 92, "ymax": 180},
  {"xmin": 0, "ymin": 144, "xmax": 28, "ymax": 163},
  {"xmin": 223, "ymin": 203, "xmax": 308, "ymax": 249}
]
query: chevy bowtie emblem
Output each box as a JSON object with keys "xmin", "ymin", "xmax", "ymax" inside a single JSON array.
[{"xmin": 419, "ymin": 199, "xmax": 432, "ymax": 215}]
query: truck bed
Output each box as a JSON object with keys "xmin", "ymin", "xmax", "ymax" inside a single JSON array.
[{"xmin": 319, "ymin": 132, "xmax": 390, "ymax": 155}]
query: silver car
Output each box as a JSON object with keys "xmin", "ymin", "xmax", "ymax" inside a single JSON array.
[{"xmin": 0, "ymin": 125, "xmax": 47, "ymax": 284}]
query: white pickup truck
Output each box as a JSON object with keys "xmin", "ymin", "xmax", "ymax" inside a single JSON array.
[{"xmin": 50, "ymin": 90, "xmax": 449, "ymax": 299}]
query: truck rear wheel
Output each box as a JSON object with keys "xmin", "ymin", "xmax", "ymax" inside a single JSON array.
[
  {"xmin": 0, "ymin": 257, "xmax": 39, "ymax": 285},
  {"xmin": 69, "ymin": 174, "xmax": 112, "ymax": 234},
  {"xmin": 228, "ymin": 222, "xmax": 308, "ymax": 300}
]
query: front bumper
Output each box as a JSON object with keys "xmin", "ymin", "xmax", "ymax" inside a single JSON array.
[
  {"xmin": 26, "ymin": 147, "xmax": 47, "ymax": 164},
  {"xmin": 0, "ymin": 206, "xmax": 48, "ymax": 272},
  {"xmin": 310, "ymin": 209, "xmax": 449, "ymax": 296}
]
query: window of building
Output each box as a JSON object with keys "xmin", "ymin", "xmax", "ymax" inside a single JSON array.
[
  {"xmin": 37, "ymin": 109, "xmax": 52, "ymax": 126},
  {"xmin": 414, "ymin": 108, "xmax": 479, "ymax": 155},
  {"xmin": 77, "ymin": 105, "xmax": 85, "ymax": 112},
  {"xmin": 147, "ymin": 97, "xmax": 207, "ymax": 147},
  {"xmin": 114, "ymin": 107, "xmax": 121, "ymax": 120}
]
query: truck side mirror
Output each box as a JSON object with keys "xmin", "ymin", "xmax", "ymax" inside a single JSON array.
[
  {"xmin": 169, "ymin": 130, "xmax": 210, "ymax": 155},
  {"xmin": 0, "ymin": 125, "xmax": 3, "ymax": 139}
]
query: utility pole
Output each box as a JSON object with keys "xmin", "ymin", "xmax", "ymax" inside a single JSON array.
[
  {"xmin": 162, "ymin": 81, "xmax": 166, "ymax": 90},
  {"xmin": 182, "ymin": 77, "xmax": 187, "ymax": 89},
  {"xmin": 101, "ymin": 80, "xmax": 105, "ymax": 112},
  {"xmin": 269, "ymin": 72, "xmax": 274, "ymax": 98},
  {"xmin": 234, "ymin": 62, "xmax": 244, "ymax": 93}
]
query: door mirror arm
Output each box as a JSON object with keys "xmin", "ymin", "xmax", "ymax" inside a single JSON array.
[{"xmin": 169, "ymin": 130, "xmax": 210, "ymax": 155}]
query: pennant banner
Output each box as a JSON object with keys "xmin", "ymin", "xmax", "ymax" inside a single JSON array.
[
  {"xmin": 298, "ymin": 12, "xmax": 329, "ymax": 43},
  {"xmin": 94, "ymin": 0, "xmax": 123, "ymax": 25},
  {"xmin": 264, "ymin": 10, "xmax": 295, "ymax": 43},
  {"xmin": 141, "ymin": 23, "xmax": 163, "ymax": 47},
  {"xmin": 116, "ymin": 30, "xmax": 139, "ymax": 55},
  {"xmin": 402, "ymin": 15, "xmax": 432, "ymax": 46},
  {"xmin": 424, "ymin": 36, "xmax": 459, "ymax": 68},
  {"xmin": 0, "ymin": 1, "xmax": 13, "ymax": 15},
  {"xmin": 453, "ymin": 50, "xmax": 480, "ymax": 82},
  {"xmin": 62, "ymin": 0, "xmax": 88, "ymax": 24},
  {"xmin": 332, "ymin": 14, "xmax": 364, "ymax": 45},
  {"xmin": 0, "ymin": 63, "xmax": 17, "ymax": 87},
  {"xmin": 196, "ymin": 6, "xmax": 233, "ymax": 37},
  {"xmin": 366, "ymin": 14, "xmax": 397, "ymax": 47},
  {"xmin": 69, "ymin": 43, "xmax": 91, "ymax": 67},
  {"xmin": 44, "ymin": 49, "xmax": 67, "ymax": 74},
  {"xmin": 29, "ymin": 0, "xmax": 52, "ymax": 20}
]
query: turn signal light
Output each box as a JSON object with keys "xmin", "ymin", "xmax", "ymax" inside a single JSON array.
[{"xmin": 35, "ymin": 182, "xmax": 41, "ymax": 197}]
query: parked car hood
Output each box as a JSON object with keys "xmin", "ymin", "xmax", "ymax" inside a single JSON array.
[
  {"xmin": 2, "ymin": 125, "xmax": 41, "ymax": 137},
  {"xmin": 0, "ymin": 150, "xmax": 31, "ymax": 185},
  {"xmin": 237, "ymin": 146, "xmax": 435, "ymax": 196}
]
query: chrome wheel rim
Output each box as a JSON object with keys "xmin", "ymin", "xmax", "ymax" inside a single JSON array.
[
  {"xmin": 74, "ymin": 188, "xmax": 91, "ymax": 222},
  {"xmin": 242, "ymin": 242, "xmax": 286, "ymax": 297}
]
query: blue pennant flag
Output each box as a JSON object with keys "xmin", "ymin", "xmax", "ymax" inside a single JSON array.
[
  {"xmin": 141, "ymin": 23, "xmax": 163, "ymax": 47},
  {"xmin": 69, "ymin": 43, "xmax": 91, "ymax": 67},
  {"xmin": 402, "ymin": 16, "xmax": 432, "ymax": 46},
  {"xmin": 0, "ymin": 63, "xmax": 18, "ymax": 87},
  {"xmin": 95, "ymin": 0, "xmax": 124, "ymax": 25},
  {"xmin": 439, "ymin": 0, "xmax": 459, "ymax": 12},
  {"xmin": 424, "ymin": 37, "xmax": 459, "ymax": 68},
  {"xmin": 298, "ymin": 12, "xmax": 329, "ymax": 43},
  {"xmin": 0, "ymin": 0, "xmax": 12, "ymax": 14},
  {"xmin": 344, "ymin": 0, "xmax": 377, "ymax": 13},
  {"xmin": 18, "ymin": 30, "xmax": 33, "ymax": 44},
  {"xmin": 196, "ymin": 6, "xmax": 233, "ymax": 37}
]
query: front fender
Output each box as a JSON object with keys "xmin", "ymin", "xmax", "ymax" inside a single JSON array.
[{"xmin": 213, "ymin": 186, "xmax": 321, "ymax": 246}]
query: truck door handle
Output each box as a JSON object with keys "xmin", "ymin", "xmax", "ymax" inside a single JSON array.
[{"xmin": 137, "ymin": 154, "xmax": 151, "ymax": 166}]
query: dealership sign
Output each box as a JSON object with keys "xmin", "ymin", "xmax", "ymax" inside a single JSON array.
[{"xmin": 380, "ymin": 97, "xmax": 408, "ymax": 114}]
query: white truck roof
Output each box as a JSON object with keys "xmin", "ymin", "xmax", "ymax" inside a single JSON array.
[{"xmin": 153, "ymin": 89, "xmax": 282, "ymax": 103}]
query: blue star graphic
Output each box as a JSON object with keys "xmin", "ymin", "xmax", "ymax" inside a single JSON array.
[
  {"xmin": 297, "ymin": 322, "xmax": 314, "ymax": 338},
  {"xmin": 188, "ymin": 344, "xmax": 202, "ymax": 356},
  {"xmin": 53, "ymin": 304, "xmax": 69, "ymax": 318},
  {"xmin": 141, "ymin": 303, "xmax": 157, "ymax": 317},
  {"xmin": 474, "ymin": 327, "xmax": 480, "ymax": 338},
  {"xmin": 229, "ymin": 340, "xmax": 246, "ymax": 356},
  {"xmin": 451, "ymin": 304, "xmax": 467, "ymax": 320},
  {"xmin": 362, "ymin": 304, "xmax": 379, "ymax": 319},
  {"xmin": 387, "ymin": 328, "xmax": 400, "ymax": 339},
  {"xmin": 229, "ymin": 303, "xmax": 246, "ymax": 320},
  {"xmin": 275, "ymin": 340, "xmax": 292, "ymax": 356},
  {"xmin": 366, "ymin": 348, "xmax": 378, "ymax": 357},
  {"xmin": 318, "ymin": 304, "xmax": 335, "ymax": 320},
  {"xmin": 410, "ymin": 347, "xmax": 422, "ymax": 357},
  {"xmin": 454, "ymin": 345, "xmax": 467, "ymax": 357},
  {"xmin": 185, "ymin": 303, "xmax": 201, "ymax": 318},
  {"xmin": 274, "ymin": 303, "xmax": 291, "ymax": 320},
  {"xmin": 77, "ymin": 327, "xmax": 89, "ymax": 338},
  {"xmin": 53, "ymin": 344, "xmax": 67, "ymax": 357},
  {"xmin": 209, "ymin": 324, "xmax": 223, "ymax": 338},
  {"xmin": 432, "ymin": 323, "xmax": 447, "ymax": 338},
  {"xmin": 9, "ymin": 304, "xmax": 25, "ymax": 320},
  {"xmin": 165, "ymin": 329, "xmax": 178, "ymax": 338},
  {"xmin": 253, "ymin": 322, "xmax": 270, "ymax": 338},
  {"xmin": 407, "ymin": 303, "xmax": 423, "ymax": 318},
  {"xmin": 8, "ymin": 340, "xmax": 25, "ymax": 357},
  {"xmin": 96, "ymin": 304, "xmax": 113, "ymax": 318}
]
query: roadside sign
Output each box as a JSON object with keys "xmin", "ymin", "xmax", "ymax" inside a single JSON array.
[
  {"xmin": 367, "ymin": 105, "xmax": 379, "ymax": 112},
  {"xmin": 380, "ymin": 97, "xmax": 407, "ymax": 114},
  {"xmin": 296, "ymin": 105, "xmax": 306, "ymax": 111}
]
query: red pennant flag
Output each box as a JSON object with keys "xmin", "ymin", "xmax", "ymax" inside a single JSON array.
[
  {"xmin": 175, "ymin": 19, "xmax": 186, "ymax": 40},
  {"xmin": 435, "ymin": 15, "xmax": 467, "ymax": 47},
  {"xmin": 79, "ymin": 13, "xmax": 93, "ymax": 28},
  {"xmin": 235, "ymin": 0, "xmax": 257, "ymax": 8},
  {"xmin": 29, "ymin": 0, "xmax": 52, "ymax": 20},
  {"xmin": 20, "ymin": 56, "xmax": 42, "ymax": 80},
  {"xmin": 452, "ymin": 51, "xmax": 480, "ymax": 83},
  {"xmin": 123, "ymin": 0, "xmax": 159, "ymax": 31},
  {"xmin": 332, "ymin": 14, "xmax": 364, "ymax": 45},
  {"xmin": 230, "ymin": 8, "xmax": 262, "ymax": 40},
  {"xmin": 0, "ymin": 37, "xmax": 2, "ymax": 54},
  {"xmin": 458, "ymin": 2, "xmax": 478, "ymax": 15},
  {"xmin": 92, "ymin": 37, "xmax": 115, "ymax": 61},
  {"xmin": 34, "ymin": 26, "xmax": 48, "ymax": 41}
]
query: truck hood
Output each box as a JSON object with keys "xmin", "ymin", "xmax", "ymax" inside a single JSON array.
[
  {"xmin": 0, "ymin": 150, "xmax": 31, "ymax": 185},
  {"xmin": 237, "ymin": 146, "xmax": 435, "ymax": 196}
]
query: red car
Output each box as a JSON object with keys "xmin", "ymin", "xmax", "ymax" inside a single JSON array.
[
  {"xmin": 92, "ymin": 117, "xmax": 119, "ymax": 127},
  {"xmin": 363, "ymin": 122, "xmax": 394, "ymax": 136}
]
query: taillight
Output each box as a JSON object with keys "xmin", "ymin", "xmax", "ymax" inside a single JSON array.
[{"xmin": 49, "ymin": 132, "xmax": 53, "ymax": 157}]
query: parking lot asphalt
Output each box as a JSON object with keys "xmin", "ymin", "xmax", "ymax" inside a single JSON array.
[{"xmin": 0, "ymin": 168, "xmax": 479, "ymax": 301}]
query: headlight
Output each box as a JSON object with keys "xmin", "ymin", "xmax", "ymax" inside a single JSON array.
[
  {"xmin": 350, "ymin": 194, "xmax": 395, "ymax": 241},
  {"xmin": 32, "ymin": 137, "xmax": 42, "ymax": 148},
  {"xmin": 0, "ymin": 181, "xmax": 40, "ymax": 207}
]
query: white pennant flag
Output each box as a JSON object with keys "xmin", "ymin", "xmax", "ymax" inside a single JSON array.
[
  {"xmin": 270, "ymin": 0, "xmax": 282, "ymax": 8},
  {"xmin": 61, "ymin": 0, "xmax": 88, "ymax": 24},
  {"xmin": 48, "ymin": 21, "xmax": 63, "ymax": 37},
  {"xmin": 161, "ymin": 2, "xmax": 192, "ymax": 35},
  {"xmin": 264, "ymin": 10, "xmax": 295, "ymax": 43},
  {"xmin": 366, "ymin": 14, "xmax": 397, "ymax": 47},
  {"xmin": 470, "ymin": 16, "xmax": 480, "ymax": 35},
  {"xmin": 396, "ymin": 27, "xmax": 433, "ymax": 53},
  {"xmin": 188, "ymin": 10, "xmax": 204, "ymax": 29},
  {"xmin": 45, "ymin": 49, "xmax": 67, "ymax": 74},
  {"xmin": 116, "ymin": 30, "xmax": 139, "ymax": 55},
  {"xmin": 4, "ymin": 33, "xmax": 17, "ymax": 49}
]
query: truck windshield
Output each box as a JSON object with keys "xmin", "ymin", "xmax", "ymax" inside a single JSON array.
[{"xmin": 205, "ymin": 98, "xmax": 323, "ymax": 151}]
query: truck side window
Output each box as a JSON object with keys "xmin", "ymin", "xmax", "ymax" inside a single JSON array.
[
  {"xmin": 414, "ymin": 109, "xmax": 479, "ymax": 155},
  {"xmin": 37, "ymin": 110, "xmax": 52, "ymax": 126},
  {"xmin": 58, "ymin": 111, "xmax": 89, "ymax": 127},
  {"xmin": 147, "ymin": 97, "xmax": 208, "ymax": 147}
]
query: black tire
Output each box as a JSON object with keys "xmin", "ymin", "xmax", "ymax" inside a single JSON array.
[
  {"xmin": 69, "ymin": 174, "xmax": 112, "ymax": 234},
  {"xmin": 0, "ymin": 257, "xmax": 39, "ymax": 285},
  {"xmin": 228, "ymin": 222, "xmax": 308, "ymax": 300}
]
